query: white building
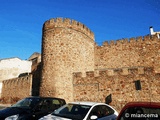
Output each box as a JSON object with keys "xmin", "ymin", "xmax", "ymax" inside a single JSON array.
[
  {"xmin": 0, "ymin": 57, "xmax": 32, "ymax": 97},
  {"xmin": 150, "ymin": 26, "xmax": 160, "ymax": 38}
]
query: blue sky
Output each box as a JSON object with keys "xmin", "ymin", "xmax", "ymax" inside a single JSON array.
[{"xmin": 0, "ymin": 0, "xmax": 160, "ymax": 60}]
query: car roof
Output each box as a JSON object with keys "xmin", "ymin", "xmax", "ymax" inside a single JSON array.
[
  {"xmin": 68, "ymin": 101, "xmax": 107, "ymax": 106},
  {"xmin": 122, "ymin": 102, "xmax": 160, "ymax": 108},
  {"xmin": 25, "ymin": 96, "xmax": 65, "ymax": 100}
]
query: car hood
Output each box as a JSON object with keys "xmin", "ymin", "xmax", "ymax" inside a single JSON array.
[
  {"xmin": 39, "ymin": 114, "xmax": 72, "ymax": 120},
  {"xmin": 0, "ymin": 107, "xmax": 30, "ymax": 118}
]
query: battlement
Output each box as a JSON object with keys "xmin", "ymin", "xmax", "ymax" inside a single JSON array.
[
  {"xmin": 2, "ymin": 74, "xmax": 32, "ymax": 85},
  {"xmin": 101, "ymin": 35, "xmax": 159, "ymax": 47},
  {"xmin": 43, "ymin": 17, "xmax": 94, "ymax": 40},
  {"xmin": 73, "ymin": 67, "xmax": 154, "ymax": 78}
]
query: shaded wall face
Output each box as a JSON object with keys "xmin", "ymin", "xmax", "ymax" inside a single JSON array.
[
  {"xmin": 40, "ymin": 27, "xmax": 95, "ymax": 102},
  {"xmin": 73, "ymin": 67, "xmax": 160, "ymax": 112},
  {"xmin": 95, "ymin": 36, "xmax": 160, "ymax": 71}
]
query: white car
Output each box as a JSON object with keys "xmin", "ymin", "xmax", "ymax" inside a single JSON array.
[{"xmin": 39, "ymin": 101, "xmax": 118, "ymax": 120}]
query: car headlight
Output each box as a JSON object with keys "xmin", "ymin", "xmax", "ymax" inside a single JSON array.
[{"xmin": 5, "ymin": 114, "xmax": 19, "ymax": 120}]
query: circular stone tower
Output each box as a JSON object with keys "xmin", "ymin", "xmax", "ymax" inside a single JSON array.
[{"xmin": 40, "ymin": 18, "xmax": 95, "ymax": 101}]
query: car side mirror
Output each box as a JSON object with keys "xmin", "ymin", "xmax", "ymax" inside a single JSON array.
[{"xmin": 90, "ymin": 115, "xmax": 98, "ymax": 120}]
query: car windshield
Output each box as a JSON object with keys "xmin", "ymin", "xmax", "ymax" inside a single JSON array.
[
  {"xmin": 52, "ymin": 103, "xmax": 91, "ymax": 120},
  {"xmin": 11, "ymin": 98, "xmax": 41, "ymax": 109}
]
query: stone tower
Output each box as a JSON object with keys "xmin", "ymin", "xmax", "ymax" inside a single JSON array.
[{"xmin": 40, "ymin": 18, "xmax": 95, "ymax": 101}]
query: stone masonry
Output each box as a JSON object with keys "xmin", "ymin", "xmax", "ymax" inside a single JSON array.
[
  {"xmin": 39, "ymin": 18, "xmax": 160, "ymax": 110},
  {"xmin": 40, "ymin": 18, "xmax": 95, "ymax": 102},
  {"xmin": 73, "ymin": 67, "xmax": 160, "ymax": 111}
]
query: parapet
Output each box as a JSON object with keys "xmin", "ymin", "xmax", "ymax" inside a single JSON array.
[
  {"xmin": 73, "ymin": 67, "xmax": 154, "ymax": 78},
  {"xmin": 43, "ymin": 17, "xmax": 94, "ymax": 40},
  {"xmin": 2, "ymin": 74, "xmax": 32, "ymax": 85},
  {"xmin": 101, "ymin": 35, "xmax": 159, "ymax": 47}
]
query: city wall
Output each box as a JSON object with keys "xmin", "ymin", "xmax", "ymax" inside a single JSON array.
[
  {"xmin": 1, "ymin": 18, "xmax": 160, "ymax": 110},
  {"xmin": 1, "ymin": 74, "xmax": 32, "ymax": 103},
  {"xmin": 40, "ymin": 18, "xmax": 160, "ymax": 106},
  {"xmin": 95, "ymin": 35, "xmax": 160, "ymax": 72},
  {"xmin": 73, "ymin": 67, "xmax": 160, "ymax": 111}
]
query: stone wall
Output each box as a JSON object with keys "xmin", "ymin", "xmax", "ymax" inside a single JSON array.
[
  {"xmin": 73, "ymin": 67, "xmax": 160, "ymax": 111},
  {"xmin": 1, "ymin": 74, "xmax": 32, "ymax": 103},
  {"xmin": 40, "ymin": 18, "xmax": 95, "ymax": 102},
  {"xmin": 95, "ymin": 35, "xmax": 160, "ymax": 72},
  {"xmin": 40, "ymin": 17, "xmax": 160, "ymax": 106}
]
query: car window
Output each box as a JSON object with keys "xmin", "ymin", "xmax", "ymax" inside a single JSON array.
[
  {"xmin": 87, "ymin": 105, "xmax": 114, "ymax": 119},
  {"xmin": 11, "ymin": 98, "xmax": 41, "ymax": 109},
  {"xmin": 53, "ymin": 104, "xmax": 91, "ymax": 120},
  {"xmin": 37, "ymin": 99, "xmax": 51, "ymax": 111},
  {"xmin": 35, "ymin": 98, "xmax": 65, "ymax": 112},
  {"xmin": 51, "ymin": 99, "xmax": 62, "ymax": 110}
]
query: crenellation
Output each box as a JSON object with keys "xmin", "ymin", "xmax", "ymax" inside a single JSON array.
[
  {"xmin": 137, "ymin": 36, "xmax": 143, "ymax": 42},
  {"xmin": 128, "ymin": 67, "xmax": 138, "ymax": 74},
  {"xmin": 122, "ymin": 68, "xmax": 129, "ymax": 75},
  {"xmin": 123, "ymin": 38, "xmax": 129, "ymax": 43},
  {"xmin": 144, "ymin": 35, "xmax": 151, "ymax": 40},
  {"xmin": 77, "ymin": 22, "xmax": 83, "ymax": 28},
  {"xmin": 99, "ymin": 35, "xmax": 160, "ymax": 48},
  {"xmin": 71, "ymin": 19, "xmax": 78, "ymax": 27},
  {"xmin": 107, "ymin": 69, "xmax": 115, "ymax": 76},
  {"xmin": 129, "ymin": 37, "xmax": 136, "ymax": 43},
  {"xmin": 86, "ymin": 71, "xmax": 94, "ymax": 77},
  {"xmin": 64, "ymin": 18, "xmax": 71, "ymax": 23},
  {"xmin": 115, "ymin": 39, "xmax": 124, "ymax": 46},
  {"xmin": 102, "ymin": 41, "xmax": 109, "ymax": 47},
  {"xmin": 49, "ymin": 18, "xmax": 55, "ymax": 25},
  {"xmin": 94, "ymin": 70, "xmax": 99, "ymax": 77},
  {"xmin": 138, "ymin": 67, "xmax": 144, "ymax": 74},
  {"xmin": 98, "ymin": 70, "xmax": 107, "ymax": 76},
  {"xmin": 43, "ymin": 17, "xmax": 94, "ymax": 40},
  {"xmin": 73, "ymin": 67, "xmax": 152, "ymax": 81},
  {"xmin": 109, "ymin": 40, "xmax": 115, "ymax": 46},
  {"xmin": 73, "ymin": 72, "xmax": 82, "ymax": 78},
  {"xmin": 144, "ymin": 67, "xmax": 154, "ymax": 73},
  {"xmin": 152, "ymin": 34, "xmax": 158, "ymax": 40},
  {"xmin": 113, "ymin": 68, "xmax": 123, "ymax": 75},
  {"xmin": 55, "ymin": 17, "xmax": 63, "ymax": 23}
]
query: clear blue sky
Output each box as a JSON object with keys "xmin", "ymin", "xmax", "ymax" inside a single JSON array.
[{"xmin": 0, "ymin": 0, "xmax": 159, "ymax": 60}]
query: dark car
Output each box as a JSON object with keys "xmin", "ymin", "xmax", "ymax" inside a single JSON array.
[
  {"xmin": 0, "ymin": 96, "xmax": 66, "ymax": 120},
  {"xmin": 117, "ymin": 102, "xmax": 160, "ymax": 120}
]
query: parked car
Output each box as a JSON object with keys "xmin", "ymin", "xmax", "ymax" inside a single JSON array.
[
  {"xmin": 117, "ymin": 102, "xmax": 160, "ymax": 120},
  {"xmin": 0, "ymin": 96, "xmax": 66, "ymax": 120},
  {"xmin": 39, "ymin": 101, "xmax": 118, "ymax": 120}
]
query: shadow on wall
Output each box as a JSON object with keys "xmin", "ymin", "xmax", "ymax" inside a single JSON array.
[{"xmin": 31, "ymin": 63, "xmax": 41, "ymax": 96}]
